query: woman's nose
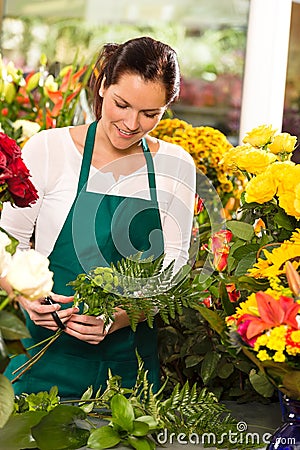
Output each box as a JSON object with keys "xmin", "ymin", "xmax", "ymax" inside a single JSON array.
[{"xmin": 123, "ymin": 111, "xmax": 139, "ymax": 131}]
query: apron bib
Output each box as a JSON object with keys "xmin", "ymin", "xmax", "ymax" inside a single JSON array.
[{"xmin": 6, "ymin": 121, "xmax": 164, "ymax": 399}]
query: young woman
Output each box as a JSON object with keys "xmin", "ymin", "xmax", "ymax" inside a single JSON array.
[{"xmin": 0, "ymin": 36, "xmax": 196, "ymax": 399}]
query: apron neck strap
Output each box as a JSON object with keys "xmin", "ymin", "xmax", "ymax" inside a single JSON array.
[
  {"xmin": 77, "ymin": 121, "xmax": 97, "ymax": 194},
  {"xmin": 77, "ymin": 122, "xmax": 158, "ymax": 203},
  {"xmin": 141, "ymin": 137, "xmax": 158, "ymax": 203}
]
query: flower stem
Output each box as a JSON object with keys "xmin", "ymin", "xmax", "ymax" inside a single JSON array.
[{"xmin": 11, "ymin": 330, "xmax": 62, "ymax": 383}]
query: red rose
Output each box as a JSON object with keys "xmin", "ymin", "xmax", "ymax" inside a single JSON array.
[
  {"xmin": 0, "ymin": 132, "xmax": 38, "ymax": 207},
  {"xmin": 0, "ymin": 132, "xmax": 21, "ymax": 162},
  {"xmin": 6, "ymin": 157, "xmax": 38, "ymax": 207}
]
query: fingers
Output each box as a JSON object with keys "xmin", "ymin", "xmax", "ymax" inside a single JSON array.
[
  {"xmin": 64, "ymin": 315, "xmax": 107, "ymax": 345},
  {"xmin": 20, "ymin": 296, "xmax": 79, "ymax": 331},
  {"xmin": 50, "ymin": 293, "xmax": 74, "ymax": 305}
]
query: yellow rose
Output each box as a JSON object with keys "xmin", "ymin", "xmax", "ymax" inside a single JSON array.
[
  {"xmin": 220, "ymin": 145, "xmax": 247, "ymax": 171},
  {"xmin": 242, "ymin": 124, "xmax": 277, "ymax": 148},
  {"xmin": 281, "ymin": 181, "xmax": 300, "ymax": 219},
  {"xmin": 245, "ymin": 172, "xmax": 277, "ymax": 204},
  {"xmin": 268, "ymin": 132, "xmax": 297, "ymax": 154},
  {"xmin": 294, "ymin": 184, "xmax": 300, "ymax": 218},
  {"xmin": 267, "ymin": 161, "xmax": 296, "ymax": 196},
  {"xmin": 234, "ymin": 148, "xmax": 277, "ymax": 174},
  {"xmin": 277, "ymin": 164, "xmax": 300, "ymax": 219}
]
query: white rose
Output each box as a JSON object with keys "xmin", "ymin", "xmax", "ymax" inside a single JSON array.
[
  {"xmin": 0, "ymin": 230, "xmax": 12, "ymax": 277},
  {"xmin": 6, "ymin": 249, "xmax": 54, "ymax": 300}
]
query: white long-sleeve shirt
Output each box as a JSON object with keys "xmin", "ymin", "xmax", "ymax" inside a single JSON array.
[{"xmin": 1, "ymin": 126, "xmax": 196, "ymax": 274}]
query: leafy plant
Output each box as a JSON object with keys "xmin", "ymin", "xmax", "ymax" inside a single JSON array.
[
  {"xmin": 69, "ymin": 253, "xmax": 198, "ymax": 330},
  {"xmin": 0, "ymin": 356, "xmax": 260, "ymax": 449}
]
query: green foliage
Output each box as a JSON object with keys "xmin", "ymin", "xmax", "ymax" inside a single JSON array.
[
  {"xmin": 0, "ymin": 356, "xmax": 260, "ymax": 449},
  {"xmin": 14, "ymin": 386, "xmax": 60, "ymax": 413},
  {"xmin": 69, "ymin": 254, "xmax": 198, "ymax": 331}
]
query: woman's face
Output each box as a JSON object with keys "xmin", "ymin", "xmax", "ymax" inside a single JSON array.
[{"xmin": 100, "ymin": 73, "xmax": 167, "ymax": 150}]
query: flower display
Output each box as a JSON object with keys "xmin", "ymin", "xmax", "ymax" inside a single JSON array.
[
  {"xmin": 0, "ymin": 131, "xmax": 38, "ymax": 207},
  {"xmin": 225, "ymin": 261, "xmax": 300, "ymax": 400},
  {"xmin": 221, "ymin": 124, "xmax": 299, "ymax": 219},
  {"xmin": 248, "ymin": 229, "xmax": 300, "ymax": 281},
  {"xmin": 150, "ymin": 117, "xmax": 246, "ymax": 209},
  {"xmin": 0, "ymin": 54, "xmax": 91, "ymax": 145}
]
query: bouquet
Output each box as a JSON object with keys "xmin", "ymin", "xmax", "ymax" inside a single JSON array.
[
  {"xmin": 0, "ymin": 132, "xmax": 38, "ymax": 207},
  {"xmin": 225, "ymin": 261, "xmax": 300, "ymax": 400},
  {"xmin": 0, "ymin": 131, "xmax": 54, "ymax": 428},
  {"xmin": 0, "ymin": 53, "xmax": 91, "ymax": 145}
]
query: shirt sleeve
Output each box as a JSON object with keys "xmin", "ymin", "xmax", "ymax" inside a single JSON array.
[{"xmin": 155, "ymin": 142, "xmax": 196, "ymax": 274}]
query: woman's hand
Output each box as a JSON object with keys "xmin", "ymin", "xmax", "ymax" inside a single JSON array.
[
  {"xmin": 64, "ymin": 308, "xmax": 145, "ymax": 345},
  {"xmin": 18, "ymin": 293, "xmax": 79, "ymax": 331},
  {"xmin": 64, "ymin": 314, "xmax": 109, "ymax": 344}
]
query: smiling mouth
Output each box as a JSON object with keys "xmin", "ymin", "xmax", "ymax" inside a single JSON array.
[{"xmin": 116, "ymin": 125, "xmax": 139, "ymax": 136}]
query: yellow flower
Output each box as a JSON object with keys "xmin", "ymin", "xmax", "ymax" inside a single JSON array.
[
  {"xmin": 244, "ymin": 172, "xmax": 277, "ymax": 204},
  {"xmin": 236, "ymin": 148, "xmax": 277, "ymax": 174},
  {"xmin": 248, "ymin": 231, "xmax": 300, "ymax": 279},
  {"xmin": 273, "ymin": 351, "xmax": 286, "ymax": 362},
  {"xmin": 257, "ymin": 350, "xmax": 272, "ymax": 361},
  {"xmin": 266, "ymin": 161, "xmax": 295, "ymax": 192},
  {"xmin": 268, "ymin": 132, "xmax": 297, "ymax": 155},
  {"xmin": 235, "ymin": 292, "xmax": 258, "ymax": 317},
  {"xmin": 150, "ymin": 118, "xmax": 242, "ymax": 204},
  {"xmin": 242, "ymin": 124, "xmax": 277, "ymax": 148}
]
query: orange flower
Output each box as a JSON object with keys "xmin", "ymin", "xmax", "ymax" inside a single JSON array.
[
  {"xmin": 211, "ymin": 229, "xmax": 232, "ymax": 271},
  {"xmin": 194, "ymin": 193, "xmax": 204, "ymax": 215},
  {"xmin": 238, "ymin": 291, "xmax": 300, "ymax": 339},
  {"xmin": 226, "ymin": 283, "xmax": 240, "ymax": 302}
]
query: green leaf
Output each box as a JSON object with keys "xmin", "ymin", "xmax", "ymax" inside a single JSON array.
[
  {"xmin": 226, "ymin": 220, "xmax": 254, "ymax": 241},
  {"xmin": 219, "ymin": 281, "xmax": 235, "ymax": 316},
  {"xmin": 0, "ymin": 226, "xmax": 19, "ymax": 255},
  {"xmin": 0, "ymin": 410, "xmax": 47, "ymax": 449},
  {"xmin": 111, "ymin": 394, "xmax": 134, "ymax": 431},
  {"xmin": 127, "ymin": 435, "xmax": 154, "ymax": 450},
  {"xmin": 274, "ymin": 209, "xmax": 294, "ymax": 231},
  {"xmin": 232, "ymin": 243, "xmax": 260, "ymax": 261},
  {"xmin": 192, "ymin": 304, "xmax": 226, "ymax": 338},
  {"xmin": 31, "ymin": 404, "xmax": 89, "ymax": 450},
  {"xmin": 201, "ymin": 351, "xmax": 220, "ymax": 384},
  {"xmin": 0, "ymin": 374, "xmax": 14, "ymax": 428},
  {"xmin": 0, "ymin": 310, "xmax": 31, "ymax": 340},
  {"xmin": 185, "ymin": 354, "xmax": 202, "ymax": 368},
  {"xmin": 249, "ymin": 369, "xmax": 274, "ymax": 398},
  {"xmin": 135, "ymin": 416, "xmax": 158, "ymax": 430},
  {"xmin": 234, "ymin": 252, "xmax": 257, "ymax": 277},
  {"xmin": 132, "ymin": 420, "xmax": 149, "ymax": 436},
  {"xmin": 88, "ymin": 425, "xmax": 121, "ymax": 449},
  {"xmin": 218, "ymin": 362, "xmax": 234, "ymax": 379}
]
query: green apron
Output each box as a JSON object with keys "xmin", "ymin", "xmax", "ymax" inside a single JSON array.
[{"xmin": 6, "ymin": 121, "xmax": 164, "ymax": 399}]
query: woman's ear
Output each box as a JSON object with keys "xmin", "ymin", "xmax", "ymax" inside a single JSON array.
[{"xmin": 99, "ymin": 75, "xmax": 106, "ymax": 97}]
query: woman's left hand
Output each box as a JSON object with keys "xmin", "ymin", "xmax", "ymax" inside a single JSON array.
[{"xmin": 64, "ymin": 314, "xmax": 109, "ymax": 344}]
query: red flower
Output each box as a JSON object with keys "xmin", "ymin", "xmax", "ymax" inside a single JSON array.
[
  {"xmin": 237, "ymin": 320, "xmax": 257, "ymax": 347},
  {"xmin": 0, "ymin": 132, "xmax": 38, "ymax": 207},
  {"xmin": 226, "ymin": 283, "xmax": 240, "ymax": 302},
  {"xmin": 194, "ymin": 193, "xmax": 204, "ymax": 215},
  {"xmin": 211, "ymin": 229, "xmax": 233, "ymax": 271},
  {"xmin": 238, "ymin": 291, "xmax": 300, "ymax": 340}
]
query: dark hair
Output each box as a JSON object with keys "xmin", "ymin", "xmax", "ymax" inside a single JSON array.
[{"xmin": 89, "ymin": 36, "xmax": 180, "ymax": 120}]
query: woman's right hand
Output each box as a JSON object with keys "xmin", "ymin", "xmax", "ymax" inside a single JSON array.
[{"xmin": 18, "ymin": 294, "xmax": 79, "ymax": 331}]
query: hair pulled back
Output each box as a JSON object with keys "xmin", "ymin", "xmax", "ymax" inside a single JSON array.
[{"xmin": 89, "ymin": 36, "xmax": 180, "ymax": 120}]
